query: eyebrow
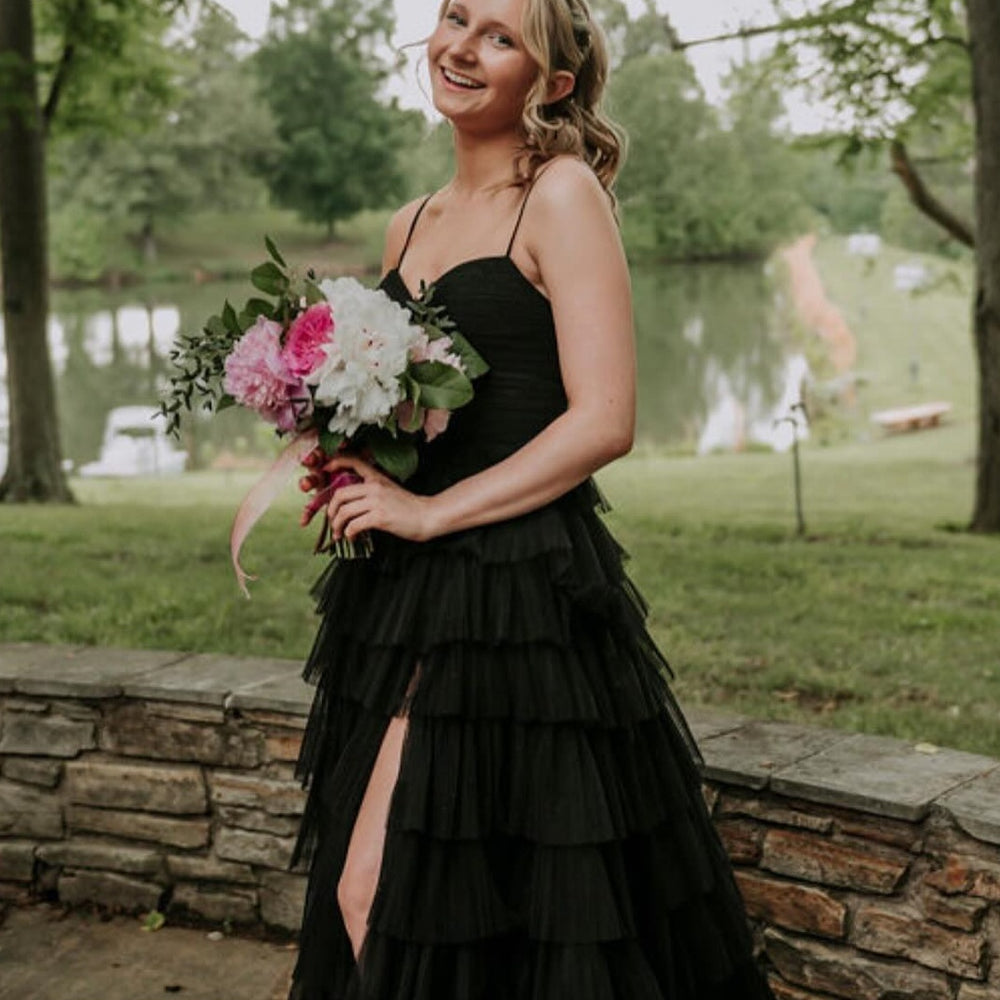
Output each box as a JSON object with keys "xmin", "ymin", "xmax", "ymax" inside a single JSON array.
[{"xmin": 447, "ymin": 2, "xmax": 518, "ymax": 37}]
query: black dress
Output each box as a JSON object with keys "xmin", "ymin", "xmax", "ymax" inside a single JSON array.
[{"xmin": 286, "ymin": 193, "xmax": 775, "ymax": 1000}]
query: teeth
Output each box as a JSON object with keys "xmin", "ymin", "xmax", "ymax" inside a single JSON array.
[{"xmin": 443, "ymin": 68, "xmax": 482, "ymax": 88}]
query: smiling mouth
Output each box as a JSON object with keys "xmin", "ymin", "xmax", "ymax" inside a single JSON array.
[{"xmin": 441, "ymin": 67, "xmax": 485, "ymax": 89}]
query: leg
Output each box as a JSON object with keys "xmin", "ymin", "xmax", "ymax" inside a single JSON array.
[{"xmin": 338, "ymin": 713, "xmax": 408, "ymax": 961}]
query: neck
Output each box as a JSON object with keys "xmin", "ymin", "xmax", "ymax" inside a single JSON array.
[{"xmin": 449, "ymin": 126, "xmax": 522, "ymax": 195}]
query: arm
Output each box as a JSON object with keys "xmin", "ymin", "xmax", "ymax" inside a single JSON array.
[{"xmin": 327, "ymin": 159, "xmax": 636, "ymax": 543}]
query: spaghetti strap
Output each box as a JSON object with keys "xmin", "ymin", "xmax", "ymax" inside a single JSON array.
[
  {"xmin": 397, "ymin": 194, "xmax": 433, "ymax": 269},
  {"xmin": 505, "ymin": 183, "xmax": 536, "ymax": 257}
]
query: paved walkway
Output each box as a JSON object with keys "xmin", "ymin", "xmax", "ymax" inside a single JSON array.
[{"xmin": 0, "ymin": 898, "xmax": 296, "ymax": 1000}]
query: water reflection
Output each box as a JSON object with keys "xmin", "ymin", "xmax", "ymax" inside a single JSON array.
[
  {"xmin": 631, "ymin": 264, "xmax": 808, "ymax": 453},
  {"xmin": 0, "ymin": 260, "xmax": 807, "ymax": 474}
]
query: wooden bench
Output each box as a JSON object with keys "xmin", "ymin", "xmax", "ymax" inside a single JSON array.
[{"xmin": 871, "ymin": 401, "xmax": 952, "ymax": 433}]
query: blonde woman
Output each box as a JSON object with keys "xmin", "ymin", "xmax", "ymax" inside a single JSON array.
[{"xmin": 287, "ymin": 1, "xmax": 775, "ymax": 997}]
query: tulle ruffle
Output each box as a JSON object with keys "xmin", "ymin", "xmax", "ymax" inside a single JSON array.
[{"xmin": 287, "ymin": 480, "xmax": 773, "ymax": 1000}]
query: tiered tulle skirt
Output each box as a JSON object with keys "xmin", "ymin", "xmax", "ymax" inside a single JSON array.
[{"xmin": 286, "ymin": 481, "xmax": 774, "ymax": 999}]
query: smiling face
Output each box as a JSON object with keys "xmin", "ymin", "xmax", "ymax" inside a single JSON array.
[{"xmin": 429, "ymin": 0, "xmax": 540, "ymax": 133}]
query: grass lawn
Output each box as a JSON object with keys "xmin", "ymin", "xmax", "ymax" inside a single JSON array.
[{"xmin": 4, "ymin": 233, "xmax": 998, "ymax": 756}]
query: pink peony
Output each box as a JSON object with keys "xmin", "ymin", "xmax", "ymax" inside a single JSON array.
[
  {"xmin": 224, "ymin": 317, "xmax": 306, "ymax": 432},
  {"xmin": 283, "ymin": 302, "xmax": 334, "ymax": 378}
]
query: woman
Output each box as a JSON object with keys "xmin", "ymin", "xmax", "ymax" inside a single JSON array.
[{"xmin": 287, "ymin": 1, "xmax": 775, "ymax": 997}]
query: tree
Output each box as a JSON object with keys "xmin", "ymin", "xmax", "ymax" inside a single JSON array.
[
  {"xmin": 0, "ymin": 0, "xmax": 179, "ymax": 502},
  {"xmin": 673, "ymin": 0, "xmax": 1000, "ymax": 532},
  {"xmin": 610, "ymin": 53, "xmax": 803, "ymax": 260},
  {"xmin": 0, "ymin": 0, "xmax": 69, "ymax": 500},
  {"xmin": 253, "ymin": 0, "xmax": 410, "ymax": 237},
  {"xmin": 48, "ymin": 6, "xmax": 281, "ymax": 274}
]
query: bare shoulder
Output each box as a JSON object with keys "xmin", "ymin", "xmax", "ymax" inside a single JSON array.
[
  {"xmin": 382, "ymin": 195, "xmax": 431, "ymax": 273},
  {"xmin": 530, "ymin": 156, "xmax": 609, "ymax": 219}
]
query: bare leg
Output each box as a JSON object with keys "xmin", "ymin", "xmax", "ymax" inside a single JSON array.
[
  {"xmin": 338, "ymin": 668, "xmax": 420, "ymax": 962},
  {"xmin": 338, "ymin": 714, "xmax": 408, "ymax": 961}
]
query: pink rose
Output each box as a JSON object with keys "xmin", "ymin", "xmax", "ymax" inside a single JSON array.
[
  {"xmin": 223, "ymin": 316, "xmax": 306, "ymax": 432},
  {"xmin": 283, "ymin": 302, "xmax": 334, "ymax": 378}
]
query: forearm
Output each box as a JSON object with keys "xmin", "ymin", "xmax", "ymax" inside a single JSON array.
[{"xmin": 426, "ymin": 406, "xmax": 632, "ymax": 537}]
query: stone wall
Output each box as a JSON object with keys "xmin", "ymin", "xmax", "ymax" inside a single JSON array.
[{"xmin": 3, "ymin": 643, "xmax": 1000, "ymax": 998}]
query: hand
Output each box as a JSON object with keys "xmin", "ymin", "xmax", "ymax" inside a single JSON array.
[{"xmin": 321, "ymin": 454, "xmax": 438, "ymax": 544}]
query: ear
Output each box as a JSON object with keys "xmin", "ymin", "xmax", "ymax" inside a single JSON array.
[{"xmin": 543, "ymin": 70, "xmax": 575, "ymax": 105}]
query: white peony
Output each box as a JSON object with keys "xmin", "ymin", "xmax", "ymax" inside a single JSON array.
[{"xmin": 306, "ymin": 277, "xmax": 423, "ymax": 437}]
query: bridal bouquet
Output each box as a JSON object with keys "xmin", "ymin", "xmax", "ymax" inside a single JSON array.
[{"xmin": 160, "ymin": 238, "xmax": 487, "ymax": 595}]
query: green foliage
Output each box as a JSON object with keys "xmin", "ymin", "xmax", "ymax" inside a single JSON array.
[
  {"xmin": 793, "ymin": 142, "xmax": 891, "ymax": 235},
  {"xmin": 767, "ymin": 0, "xmax": 971, "ymax": 145},
  {"xmin": 881, "ymin": 178, "xmax": 973, "ymax": 256},
  {"xmin": 402, "ymin": 120, "xmax": 454, "ymax": 201},
  {"xmin": 33, "ymin": 0, "xmax": 179, "ymax": 135},
  {"xmin": 252, "ymin": 0, "xmax": 413, "ymax": 233},
  {"xmin": 47, "ymin": 6, "xmax": 281, "ymax": 279},
  {"xmin": 613, "ymin": 53, "xmax": 805, "ymax": 260}
]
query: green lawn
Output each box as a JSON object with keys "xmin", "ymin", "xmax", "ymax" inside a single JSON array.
[{"xmin": 4, "ymin": 233, "xmax": 998, "ymax": 756}]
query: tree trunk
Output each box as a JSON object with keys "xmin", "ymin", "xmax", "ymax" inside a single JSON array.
[
  {"xmin": 968, "ymin": 0, "xmax": 1000, "ymax": 532},
  {"xmin": 0, "ymin": 0, "xmax": 73, "ymax": 502}
]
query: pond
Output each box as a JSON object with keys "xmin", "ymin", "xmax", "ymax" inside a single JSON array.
[{"xmin": 0, "ymin": 260, "xmax": 808, "ymax": 475}]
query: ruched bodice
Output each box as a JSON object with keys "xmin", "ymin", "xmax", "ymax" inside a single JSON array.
[{"xmin": 380, "ymin": 258, "xmax": 567, "ymax": 493}]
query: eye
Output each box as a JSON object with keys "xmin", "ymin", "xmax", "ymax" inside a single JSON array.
[
  {"xmin": 445, "ymin": 10, "xmax": 466, "ymax": 26},
  {"xmin": 489, "ymin": 31, "xmax": 514, "ymax": 48}
]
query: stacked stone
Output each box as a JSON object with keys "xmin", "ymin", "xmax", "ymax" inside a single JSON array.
[
  {"xmin": 0, "ymin": 644, "xmax": 311, "ymax": 932},
  {"xmin": 4, "ymin": 642, "xmax": 1000, "ymax": 998},
  {"xmin": 695, "ymin": 716, "xmax": 1000, "ymax": 1000}
]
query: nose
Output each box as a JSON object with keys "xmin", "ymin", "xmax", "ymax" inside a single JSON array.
[{"xmin": 446, "ymin": 27, "xmax": 478, "ymax": 63}]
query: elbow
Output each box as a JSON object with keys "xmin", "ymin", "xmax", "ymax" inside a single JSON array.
[
  {"xmin": 598, "ymin": 422, "xmax": 634, "ymax": 464},
  {"xmin": 610, "ymin": 428, "xmax": 634, "ymax": 460}
]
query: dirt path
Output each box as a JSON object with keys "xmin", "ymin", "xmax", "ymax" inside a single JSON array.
[{"xmin": 781, "ymin": 234, "xmax": 858, "ymax": 374}]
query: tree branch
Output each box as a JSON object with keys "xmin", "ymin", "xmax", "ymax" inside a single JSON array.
[
  {"xmin": 41, "ymin": 41, "xmax": 75, "ymax": 131},
  {"xmin": 889, "ymin": 138, "xmax": 975, "ymax": 247},
  {"xmin": 668, "ymin": 9, "xmax": 968, "ymax": 55}
]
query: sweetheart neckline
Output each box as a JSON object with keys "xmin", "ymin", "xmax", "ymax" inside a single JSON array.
[{"xmin": 385, "ymin": 256, "xmax": 550, "ymax": 305}]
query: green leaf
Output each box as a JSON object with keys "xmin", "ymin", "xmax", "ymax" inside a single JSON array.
[
  {"xmin": 400, "ymin": 402, "xmax": 424, "ymax": 433},
  {"xmin": 319, "ymin": 430, "xmax": 345, "ymax": 456},
  {"xmin": 444, "ymin": 330, "xmax": 490, "ymax": 380},
  {"xmin": 367, "ymin": 432, "xmax": 419, "ymax": 482},
  {"xmin": 205, "ymin": 314, "xmax": 227, "ymax": 338},
  {"xmin": 410, "ymin": 361, "xmax": 474, "ymax": 410},
  {"xmin": 264, "ymin": 234, "xmax": 287, "ymax": 268},
  {"xmin": 221, "ymin": 300, "xmax": 240, "ymax": 334},
  {"xmin": 140, "ymin": 909, "xmax": 165, "ymax": 933},
  {"xmin": 241, "ymin": 298, "xmax": 275, "ymax": 323},
  {"xmin": 304, "ymin": 279, "xmax": 325, "ymax": 306},
  {"xmin": 251, "ymin": 261, "xmax": 289, "ymax": 296}
]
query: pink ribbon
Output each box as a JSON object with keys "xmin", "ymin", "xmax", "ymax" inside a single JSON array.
[{"xmin": 230, "ymin": 428, "xmax": 319, "ymax": 598}]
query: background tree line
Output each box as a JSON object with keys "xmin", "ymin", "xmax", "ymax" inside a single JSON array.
[
  {"xmin": 2, "ymin": 0, "xmax": 997, "ymax": 532},
  {"xmin": 37, "ymin": 0, "xmax": 923, "ymax": 285}
]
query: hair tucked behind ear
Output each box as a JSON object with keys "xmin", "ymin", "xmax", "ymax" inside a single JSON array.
[{"xmin": 517, "ymin": 0, "xmax": 626, "ymax": 197}]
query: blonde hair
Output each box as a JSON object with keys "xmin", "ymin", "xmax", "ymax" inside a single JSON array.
[{"xmin": 435, "ymin": 0, "xmax": 626, "ymax": 195}]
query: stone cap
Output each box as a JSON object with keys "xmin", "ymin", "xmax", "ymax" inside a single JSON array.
[
  {"xmin": 3, "ymin": 643, "xmax": 999, "ymax": 842},
  {"xmin": 0, "ymin": 643, "xmax": 306, "ymax": 711},
  {"xmin": 689, "ymin": 707, "xmax": 999, "ymax": 835}
]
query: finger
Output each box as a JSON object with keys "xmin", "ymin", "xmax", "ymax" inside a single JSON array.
[
  {"xmin": 324, "ymin": 483, "xmax": 368, "ymax": 519},
  {"xmin": 343, "ymin": 510, "xmax": 377, "ymax": 540},
  {"xmin": 323, "ymin": 454, "xmax": 382, "ymax": 481},
  {"xmin": 330, "ymin": 497, "xmax": 372, "ymax": 539}
]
